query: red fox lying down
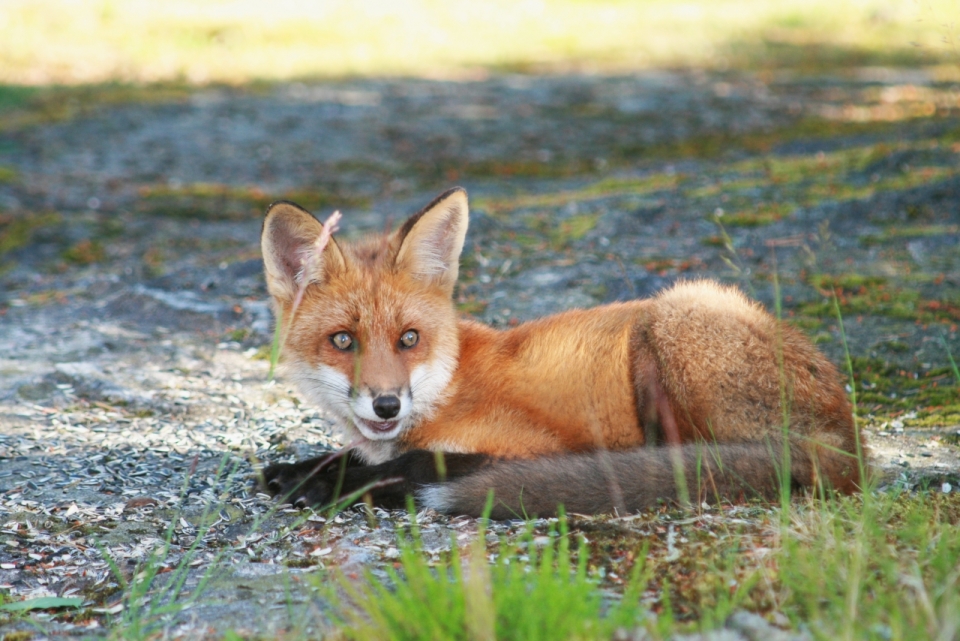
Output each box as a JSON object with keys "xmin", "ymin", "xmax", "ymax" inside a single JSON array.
[{"xmin": 259, "ymin": 187, "xmax": 862, "ymax": 518}]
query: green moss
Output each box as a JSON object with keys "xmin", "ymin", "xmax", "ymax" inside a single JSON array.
[
  {"xmin": 789, "ymin": 317, "xmax": 825, "ymax": 331},
  {"xmin": 861, "ymin": 224, "xmax": 960, "ymax": 247},
  {"xmin": 849, "ymin": 356, "xmax": 960, "ymax": 424},
  {"xmin": 0, "ymin": 212, "xmax": 61, "ymax": 257},
  {"xmin": 808, "ymin": 274, "xmax": 888, "ymax": 291},
  {"xmin": 456, "ymin": 299, "xmax": 489, "ymax": 316},
  {"xmin": 478, "ymin": 172, "xmax": 679, "ymax": 214},
  {"xmin": 688, "ymin": 177, "xmax": 765, "ymax": 199},
  {"xmin": 226, "ymin": 328, "xmax": 251, "ymax": 342},
  {"xmin": 249, "ymin": 345, "xmax": 273, "ymax": 361},
  {"xmin": 0, "ymin": 165, "xmax": 19, "ymax": 183},
  {"xmin": 0, "ymin": 82, "xmax": 196, "ymax": 132},
  {"xmin": 0, "ymin": 85, "xmax": 40, "ymax": 113},
  {"xmin": 283, "ymin": 557, "xmax": 318, "ymax": 569},
  {"xmin": 798, "ymin": 273, "xmax": 960, "ymax": 323},
  {"xmin": 140, "ymin": 247, "xmax": 165, "ymax": 277},
  {"xmin": 62, "ymin": 239, "xmax": 105, "ymax": 265},
  {"xmin": 445, "ymin": 158, "xmax": 593, "ymax": 180},
  {"xmin": 618, "ymin": 117, "xmax": 909, "ymax": 163},
  {"xmin": 719, "ymin": 203, "xmax": 794, "ymax": 228},
  {"xmin": 810, "ymin": 332, "xmax": 834, "ymax": 344},
  {"xmin": 137, "ymin": 183, "xmax": 368, "ymax": 220},
  {"xmin": 551, "ymin": 214, "xmax": 599, "ymax": 248}
]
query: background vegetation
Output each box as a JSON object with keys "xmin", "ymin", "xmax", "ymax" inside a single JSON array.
[{"xmin": 2, "ymin": 0, "xmax": 960, "ymax": 85}]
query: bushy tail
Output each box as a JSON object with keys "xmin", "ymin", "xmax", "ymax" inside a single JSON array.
[{"xmin": 419, "ymin": 440, "xmax": 861, "ymax": 519}]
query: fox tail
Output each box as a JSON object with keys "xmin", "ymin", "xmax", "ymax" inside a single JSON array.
[{"xmin": 418, "ymin": 440, "xmax": 862, "ymax": 518}]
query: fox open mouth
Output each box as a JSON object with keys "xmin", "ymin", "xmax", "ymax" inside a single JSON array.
[{"xmin": 357, "ymin": 418, "xmax": 399, "ymax": 434}]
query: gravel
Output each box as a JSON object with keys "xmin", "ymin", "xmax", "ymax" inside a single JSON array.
[{"xmin": 1, "ymin": 67, "xmax": 959, "ymax": 638}]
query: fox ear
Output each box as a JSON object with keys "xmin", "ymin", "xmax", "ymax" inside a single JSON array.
[
  {"xmin": 261, "ymin": 201, "xmax": 345, "ymax": 305},
  {"xmin": 395, "ymin": 187, "xmax": 469, "ymax": 292}
]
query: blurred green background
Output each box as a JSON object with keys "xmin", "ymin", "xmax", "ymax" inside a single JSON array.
[{"xmin": 2, "ymin": 0, "xmax": 958, "ymax": 85}]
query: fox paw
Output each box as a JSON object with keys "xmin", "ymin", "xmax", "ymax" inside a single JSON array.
[{"xmin": 260, "ymin": 456, "xmax": 340, "ymax": 508}]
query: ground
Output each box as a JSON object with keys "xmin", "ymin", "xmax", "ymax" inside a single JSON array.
[{"xmin": 0, "ymin": 67, "xmax": 959, "ymax": 638}]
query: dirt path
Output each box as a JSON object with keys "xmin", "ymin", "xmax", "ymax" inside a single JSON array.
[{"xmin": 1, "ymin": 69, "xmax": 959, "ymax": 638}]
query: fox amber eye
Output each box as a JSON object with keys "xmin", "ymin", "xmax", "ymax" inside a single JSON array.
[
  {"xmin": 330, "ymin": 332, "xmax": 354, "ymax": 351},
  {"xmin": 399, "ymin": 330, "xmax": 419, "ymax": 349}
]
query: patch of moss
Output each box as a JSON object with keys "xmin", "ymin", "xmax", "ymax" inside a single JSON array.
[
  {"xmin": 789, "ymin": 317, "xmax": 825, "ymax": 331},
  {"xmin": 617, "ymin": 117, "xmax": 910, "ymax": 164},
  {"xmin": 0, "ymin": 212, "xmax": 62, "ymax": 257},
  {"xmin": 283, "ymin": 557, "xmax": 318, "ymax": 569},
  {"xmin": 137, "ymin": 183, "xmax": 368, "ymax": 220},
  {"xmin": 456, "ymin": 298, "xmax": 489, "ymax": 316},
  {"xmin": 140, "ymin": 248, "xmax": 165, "ymax": 278},
  {"xmin": 0, "ymin": 165, "xmax": 19, "ymax": 183},
  {"xmin": 0, "ymin": 83, "xmax": 197, "ymax": 132},
  {"xmin": 688, "ymin": 177, "xmax": 766, "ymax": 199},
  {"xmin": 861, "ymin": 224, "xmax": 960, "ymax": 247},
  {"xmin": 551, "ymin": 214, "xmax": 599, "ymax": 248},
  {"xmin": 0, "ymin": 84, "xmax": 40, "ymax": 113},
  {"xmin": 808, "ymin": 274, "xmax": 888, "ymax": 291},
  {"xmin": 249, "ymin": 345, "xmax": 272, "ymax": 361},
  {"xmin": 798, "ymin": 273, "xmax": 960, "ymax": 323},
  {"xmin": 442, "ymin": 158, "xmax": 593, "ymax": 180},
  {"xmin": 62, "ymin": 239, "xmax": 105, "ymax": 265},
  {"xmin": 850, "ymin": 356, "xmax": 960, "ymax": 424},
  {"xmin": 477, "ymin": 172, "xmax": 679, "ymax": 214},
  {"xmin": 719, "ymin": 203, "xmax": 794, "ymax": 228},
  {"xmin": 96, "ymin": 217, "xmax": 126, "ymax": 239},
  {"xmin": 226, "ymin": 328, "xmax": 251, "ymax": 342}
]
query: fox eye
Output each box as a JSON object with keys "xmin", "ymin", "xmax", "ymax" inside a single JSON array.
[
  {"xmin": 330, "ymin": 332, "xmax": 354, "ymax": 351},
  {"xmin": 399, "ymin": 330, "xmax": 419, "ymax": 349}
]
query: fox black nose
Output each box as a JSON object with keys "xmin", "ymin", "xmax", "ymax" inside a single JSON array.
[{"xmin": 372, "ymin": 395, "xmax": 401, "ymax": 419}]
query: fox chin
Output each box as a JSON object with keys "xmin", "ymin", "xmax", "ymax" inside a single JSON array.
[{"xmin": 258, "ymin": 187, "xmax": 863, "ymax": 518}]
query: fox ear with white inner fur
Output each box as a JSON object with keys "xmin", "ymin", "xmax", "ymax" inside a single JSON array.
[
  {"xmin": 395, "ymin": 187, "xmax": 469, "ymax": 293},
  {"xmin": 261, "ymin": 201, "xmax": 345, "ymax": 305}
]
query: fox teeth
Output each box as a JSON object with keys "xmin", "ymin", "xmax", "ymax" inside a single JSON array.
[{"xmin": 359, "ymin": 419, "xmax": 398, "ymax": 434}]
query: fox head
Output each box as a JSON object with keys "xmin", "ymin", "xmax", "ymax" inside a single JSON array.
[{"xmin": 261, "ymin": 188, "xmax": 468, "ymax": 463}]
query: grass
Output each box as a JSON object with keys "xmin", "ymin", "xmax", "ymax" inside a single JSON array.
[
  {"xmin": 3, "ymin": 1, "xmax": 960, "ymax": 86},
  {"xmin": 780, "ymin": 491, "xmax": 960, "ymax": 639},
  {"xmin": 319, "ymin": 492, "xmax": 960, "ymax": 640},
  {"xmin": 1, "ymin": 2, "xmax": 957, "ymax": 637},
  {"xmin": 325, "ymin": 506, "xmax": 648, "ymax": 641}
]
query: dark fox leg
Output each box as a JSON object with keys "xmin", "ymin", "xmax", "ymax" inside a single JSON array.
[
  {"xmin": 263, "ymin": 449, "xmax": 492, "ymax": 510},
  {"xmin": 261, "ymin": 448, "xmax": 365, "ymax": 500}
]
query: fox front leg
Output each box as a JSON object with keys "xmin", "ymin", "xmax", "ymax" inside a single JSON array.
[
  {"xmin": 263, "ymin": 450, "xmax": 492, "ymax": 510},
  {"xmin": 261, "ymin": 449, "xmax": 365, "ymax": 506}
]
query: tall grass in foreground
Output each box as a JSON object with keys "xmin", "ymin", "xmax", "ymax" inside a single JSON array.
[
  {"xmin": 324, "ymin": 492, "xmax": 960, "ymax": 640},
  {"xmin": 323, "ymin": 506, "xmax": 647, "ymax": 641},
  {"xmin": 781, "ymin": 492, "xmax": 960, "ymax": 640}
]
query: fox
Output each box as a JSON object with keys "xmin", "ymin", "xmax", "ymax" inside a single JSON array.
[{"xmin": 259, "ymin": 187, "xmax": 863, "ymax": 519}]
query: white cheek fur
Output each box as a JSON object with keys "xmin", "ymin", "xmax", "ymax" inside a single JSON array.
[
  {"xmin": 410, "ymin": 355, "xmax": 455, "ymax": 419},
  {"xmin": 288, "ymin": 363, "xmax": 354, "ymax": 418}
]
